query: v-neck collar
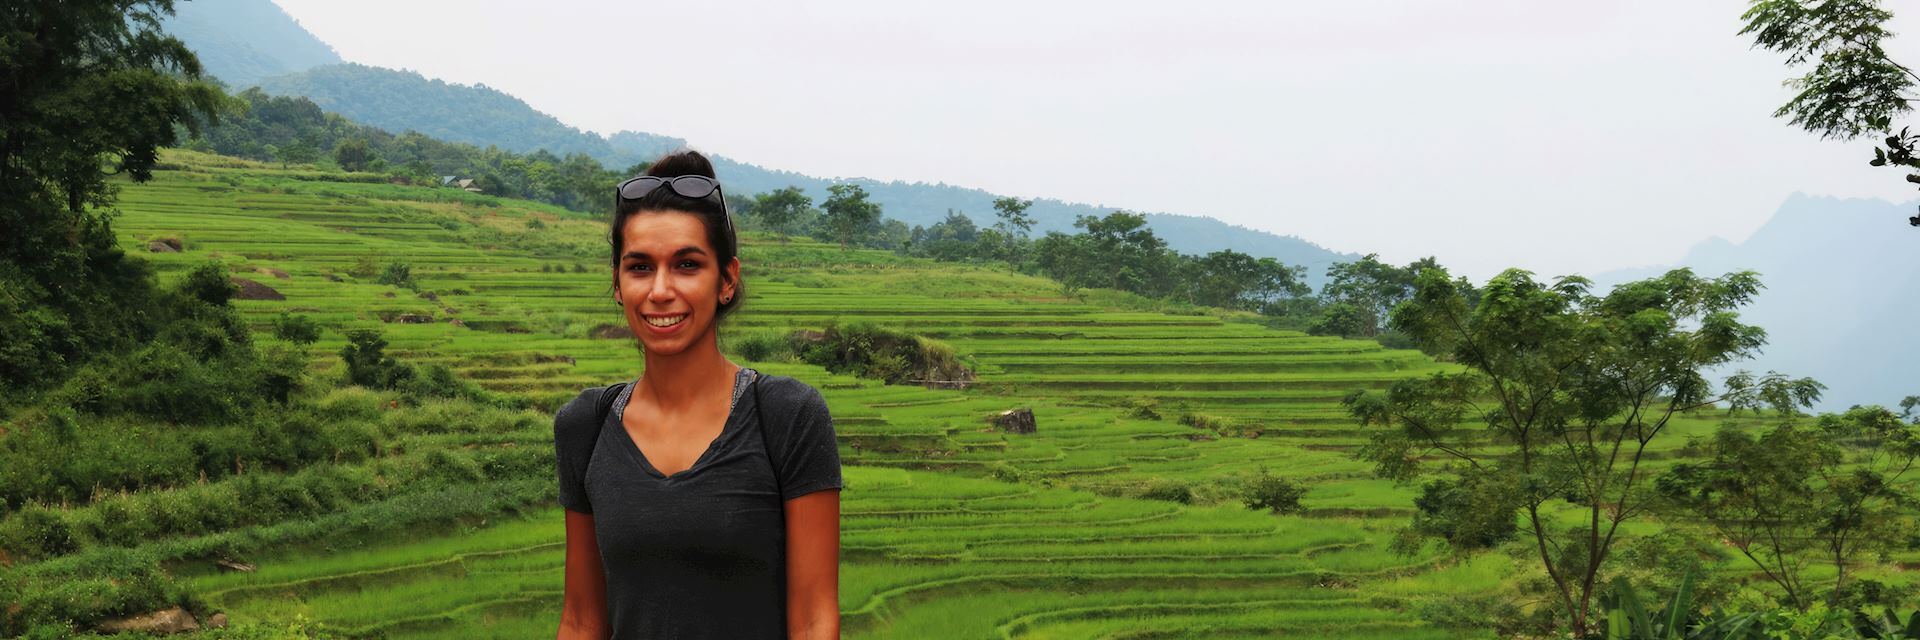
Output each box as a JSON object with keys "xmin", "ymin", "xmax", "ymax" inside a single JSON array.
[{"xmin": 608, "ymin": 367, "xmax": 758, "ymax": 482}]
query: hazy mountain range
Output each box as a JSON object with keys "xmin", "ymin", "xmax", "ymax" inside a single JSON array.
[
  {"xmin": 163, "ymin": 0, "xmax": 1359, "ymax": 285},
  {"xmin": 1594, "ymin": 194, "xmax": 1919, "ymax": 412}
]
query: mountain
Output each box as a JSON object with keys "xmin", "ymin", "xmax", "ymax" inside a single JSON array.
[
  {"xmin": 1594, "ymin": 194, "xmax": 1920, "ymax": 412},
  {"xmin": 160, "ymin": 0, "xmax": 341, "ymax": 88},
  {"xmin": 166, "ymin": 2, "xmax": 1357, "ymax": 284}
]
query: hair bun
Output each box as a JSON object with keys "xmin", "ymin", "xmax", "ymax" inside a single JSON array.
[{"xmin": 644, "ymin": 149, "xmax": 718, "ymax": 179}]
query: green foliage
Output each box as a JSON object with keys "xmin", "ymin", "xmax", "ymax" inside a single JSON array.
[
  {"xmin": 1659, "ymin": 404, "xmax": 1918, "ymax": 611},
  {"xmin": 189, "ymin": 87, "xmax": 626, "ymax": 214},
  {"xmin": 273, "ymin": 312, "xmax": 322, "ymax": 345},
  {"xmin": 375, "ymin": 261, "xmax": 416, "ymax": 290},
  {"xmin": 822, "ymin": 183, "xmax": 883, "ymax": 250},
  {"xmin": 339, "ymin": 329, "xmax": 413, "ymax": 390},
  {"xmin": 726, "ymin": 329, "xmax": 798, "ymax": 363},
  {"xmin": 178, "ymin": 261, "xmax": 236, "ymax": 306},
  {"xmin": 793, "ymin": 321, "xmax": 974, "ymax": 386},
  {"xmin": 751, "ymin": 186, "xmax": 813, "ymax": 242},
  {"xmin": 1343, "ymin": 266, "xmax": 1823, "ymax": 636},
  {"xmin": 1402, "ymin": 472, "xmax": 1519, "ymax": 554},
  {"xmin": 0, "ymin": 0, "xmax": 228, "ymax": 401},
  {"xmin": 1742, "ymin": 0, "xmax": 1920, "ymax": 227},
  {"xmin": 1240, "ymin": 466, "xmax": 1304, "ymax": 515}
]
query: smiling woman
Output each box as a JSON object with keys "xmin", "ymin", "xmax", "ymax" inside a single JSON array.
[{"xmin": 553, "ymin": 150, "xmax": 844, "ymax": 639}]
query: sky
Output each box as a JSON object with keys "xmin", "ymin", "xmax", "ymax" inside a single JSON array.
[{"xmin": 270, "ymin": 0, "xmax": 1920, "ymax": 281}]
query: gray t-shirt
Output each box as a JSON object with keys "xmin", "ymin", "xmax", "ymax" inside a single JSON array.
[{"xmin": 553, "ymin": 367, "xmax": 844, "ymax": 639}]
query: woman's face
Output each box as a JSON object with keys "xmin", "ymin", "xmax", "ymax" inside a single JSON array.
[{"xmin": 615, "ymin": 210, "xmax": 738, "ymax": 357}]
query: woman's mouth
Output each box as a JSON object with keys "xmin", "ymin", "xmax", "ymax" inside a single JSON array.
[{"xmin": 643, "ymin": 313, "xmax": 688, "ymax": 333}]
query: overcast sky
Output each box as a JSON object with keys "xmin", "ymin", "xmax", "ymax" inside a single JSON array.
[{"xmin": 271, "ymin": 0, "xmax": 1920, "ymax": 281}]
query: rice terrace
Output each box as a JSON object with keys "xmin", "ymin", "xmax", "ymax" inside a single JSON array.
[{"xmin": 5, "ymin": 1, "xmax": 1920, "ymax": 638}]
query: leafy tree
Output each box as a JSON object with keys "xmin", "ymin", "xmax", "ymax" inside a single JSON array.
[
  {"xmin": 339, "ymin": 329, "xmax": 413, "ymax": 390},
  {"xmin": 821, "ymin": 183, "xmax": 882, "ymax": 250},
  {"xmin": 906, "ymin": 210, "xmax": 982, "ymax": 261},
  {"xmin": 992, "ymin": 196, "xmax": 1036, "ymax": 237},
  {"xmin": 178, "ymin": 262, "xmax": 236, "ymax": 306},
  {"xmin": 751, "ymin": 186, "xmax": 812, "ymax": 243},
  {"xmin": 0, "ymin": 0, "xmax": 227, "ymax": 399},
  {"xmin": 1656, "ymin": 402, "xmax": 1919, "ymax": 612},
  {"xmin": 275, "ymin": 137, "xmax": 319, "ymax": 168},
  {"xmin": 1341, "ymin": 266, "xmax": 1822, "ymax": 637},
  {"xmin": 1241, "ymin": 466, "xmax": 1306, "ymax": 515},
  {"xmin": 333, "ymin": 137, "xmax": 373, "ymax": 171},
  {"xmin": 1319, "ymin": 254, "xmax": 1424, "ymax": 337},
  {"xmin": 1072, "ymin": 211, "xmax": 1181, "ymax": 297},
  {"xmin": 273, "ymin": 312, "xmax": 322, "ymax": 345},
  {"xmin": 1032, "ymin": 231, "xmax": 1100, "ymax": 295},
  {"xmin": 1742, "ymin": 0, "xmax": 1920, "ymax": 227},
  {"xmin": 1182, "ymin": 249, "xmax": 1310, "ymax": 311}
]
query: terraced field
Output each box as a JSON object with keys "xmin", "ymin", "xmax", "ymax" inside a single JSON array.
[{"xmin": 56, "ymin": 149, "xmax": 1871, "ymax": 638}]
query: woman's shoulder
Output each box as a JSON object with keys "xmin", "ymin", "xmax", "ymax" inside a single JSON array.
[
  {"xmin": 751, "ymin": 372, "xmax": 827, "ymax": 408},
  {"xmin": 553, "ymin": 380, "xmax": 629, "ymax": 433}
]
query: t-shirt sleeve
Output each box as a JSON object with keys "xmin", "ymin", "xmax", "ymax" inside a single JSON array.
[
  {"xmin": 553, "ymin": 387, "xmax": 602, "ymax": 514},
  {"xmin": 773, "ymin": 383, "xmax": 844, "ymax": 501}
]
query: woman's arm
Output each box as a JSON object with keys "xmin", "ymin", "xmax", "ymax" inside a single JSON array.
[
  {"xmin": 558, "ymin": 508, "xmax": 610, "ymax": 639},
  {"xmin": 784, "ymin": 489, "xmax": 841, "ymax": 640}
]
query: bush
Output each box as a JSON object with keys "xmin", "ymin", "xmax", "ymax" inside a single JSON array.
[
  {"xmin": 793, "ymin": 320, "xmax": 975, "ymax": 386},
  {"xmin": 177, "ymin": 261, "xmax": 235, "ymax": 306},
  {"xmin": 273, "ymin": 312, "xmax": 322, "ymax": 344},
  {"xmin": 1241, "ymin": 466, "xmax": 1305, "ymax": 515},
  {"xmin": 376, "ymin": 261, "xmax": 416, "ymax": 290},
  {"xmin": 727, "ymin": 330, "xmax": 796, "ymax": 363},
  {"xmin": 1138, "ymin": 479, "xmax": 1192, "ymax": 504}
]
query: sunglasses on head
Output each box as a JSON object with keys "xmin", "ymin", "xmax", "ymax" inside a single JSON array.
[{"xmin": 616, "ymin": 174, "xmax": 736, "ymax": 247}]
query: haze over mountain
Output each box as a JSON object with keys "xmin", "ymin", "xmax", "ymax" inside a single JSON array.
[
  {"xmin": 1594, "ymin": 195, "xmax": 1920, "ymax": 412},
  {"xmin": 161, "ymin": 0, "xmax": 341, "ymax": 88},
  {"xmin": 166, "ymin": 0, "xmax": 1356, "ymax": 285}
]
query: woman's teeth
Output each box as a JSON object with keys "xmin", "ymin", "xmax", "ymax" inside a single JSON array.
[{"xmin": 646, "ymin": 314, "xmax": 687, "ymax": 328}]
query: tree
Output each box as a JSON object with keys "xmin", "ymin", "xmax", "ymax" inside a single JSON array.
[
  {"xmin": 1742, "ymin": 0, "xmax": 1920, "ymax": 227},
  {"xmin": 333, "ymin": 137, "xmax": 372, "ymax": 172},
  {"xmin": 821, "ymin": 183, "xmax": 882, "ymax": 250},
  {"xmin": 0, "ymin": 0, "xmax": 227, "ymax": 398},
  {"xmin": 1659, "ymin": 401, "xmax": 1919, "ymax": 611},
  {"xmin": 1320, "ymin": 254, "xmax": 1423, "ymax": 337},
  {"xmin": 992, "ymin": 196, "xmax": 1036, "ymax": 237},
  {"xmin": 1341, "ymin": 266, "xmax": 1822, "ymax": 637},
  {"xmin": 275, "ymin": 137, "xmax": 319, "ymax": 168},
  {"xmin": 751, "ymin": 186, "xmax": 812, "ymax": 243}
]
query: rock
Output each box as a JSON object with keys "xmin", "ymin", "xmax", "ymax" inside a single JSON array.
[
  {"xmin": 228, "ymin": 277, "xmax": 285, "ymax": 301},
  {"xmin": 94, "ymin": 606, "xmax": 200, "ymax": 634},
  {"xmin": 991, "ymin": 408, "xmax": 1036, "ymax": 434},
  {"xmin": 215, "ymin": 558, "xmax": 255, "ymax": 572},
  {"xmin": 590, "ymin": 323, "xmax": 633, "ymax": 339},
  {"xmin": 207, "ymin": 613, "xmax": 228, "ymax": 629},
  {"xmin": 146, "ymin": 239, "xmax": 181, "ymax": 253},
  {"xmin": 420, "ymin": 291, "xmax": 439, "ymax": 302},
  {"xmin": 448, "ymin": 318, "xmax": 466, "ymax": 327}
]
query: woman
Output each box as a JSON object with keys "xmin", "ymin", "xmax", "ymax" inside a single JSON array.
[{"xmin": 553, "ymin": 150, "xmax": 843, "ymax": 639}]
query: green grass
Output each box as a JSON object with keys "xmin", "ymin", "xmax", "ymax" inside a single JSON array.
[{"xmin": 4, "ymin": 147, "xmax": 1898, "ymax": 638}]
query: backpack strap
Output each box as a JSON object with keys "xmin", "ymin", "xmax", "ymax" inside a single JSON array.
[{"xmin": 588, "ymin": 381, "xmax": 629, "ymax": 464}]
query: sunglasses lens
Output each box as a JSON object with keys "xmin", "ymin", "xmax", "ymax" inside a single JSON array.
[
  {"xmin": 619, "ymin": 177, "xmax": 662, "ymax": 200},
  {"xmin": 669, "ymin": 176, "xmax": 718, "ymax": 200}
]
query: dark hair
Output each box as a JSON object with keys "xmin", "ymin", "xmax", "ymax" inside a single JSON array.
[{"xmin": 610, "ymin": 149, "xmax": 744, "ymax": 323}]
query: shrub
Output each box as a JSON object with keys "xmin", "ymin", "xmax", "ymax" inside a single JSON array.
[
  {"xmin": 729, "ymin": 330, "xmax": 798, "ymax": 361},
  {"xmin": 1241, "ymin": 466, "xmax": 1305, "ymax": 515},
  {"xmin": 376, "ymin": 261, "xmax": 416, "ymax": 290},
  {"xmin": 1138, "ymin": 479, "xmax": 1192, "ymax": 504},
  {"xmin": 177, "ymin": 261, "xmax": 235, "ymax": 306},
  {"xmin": 273, "ymin": 312, "xmax": 322, "ymax": 344},
  {"xmin": 793, "ymin": 321, "xmax": 975, "ymax": 386},
  {"xmin": 340, "ymin": 329, "xmax": 413, "ymax": 390}
]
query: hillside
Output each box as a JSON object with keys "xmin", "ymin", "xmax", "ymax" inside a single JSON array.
[
  {"xmin": 247, "ymin": 62, "xmax": 1359, "ymax": 284},
  {"xmin": 159, "ymin": 0, "xmax": 341, "ymax": 88},
  {"xmin": 1593, "ymin": 193, "xmax": 1920, "ymax": 411},
  {"xmin": 7, "ymin": 150, "xmax": 1490, "ymax": 637},
  {"xmin": 7, "ymin": 150, "xmax": 1911, "ymax": 636}
]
